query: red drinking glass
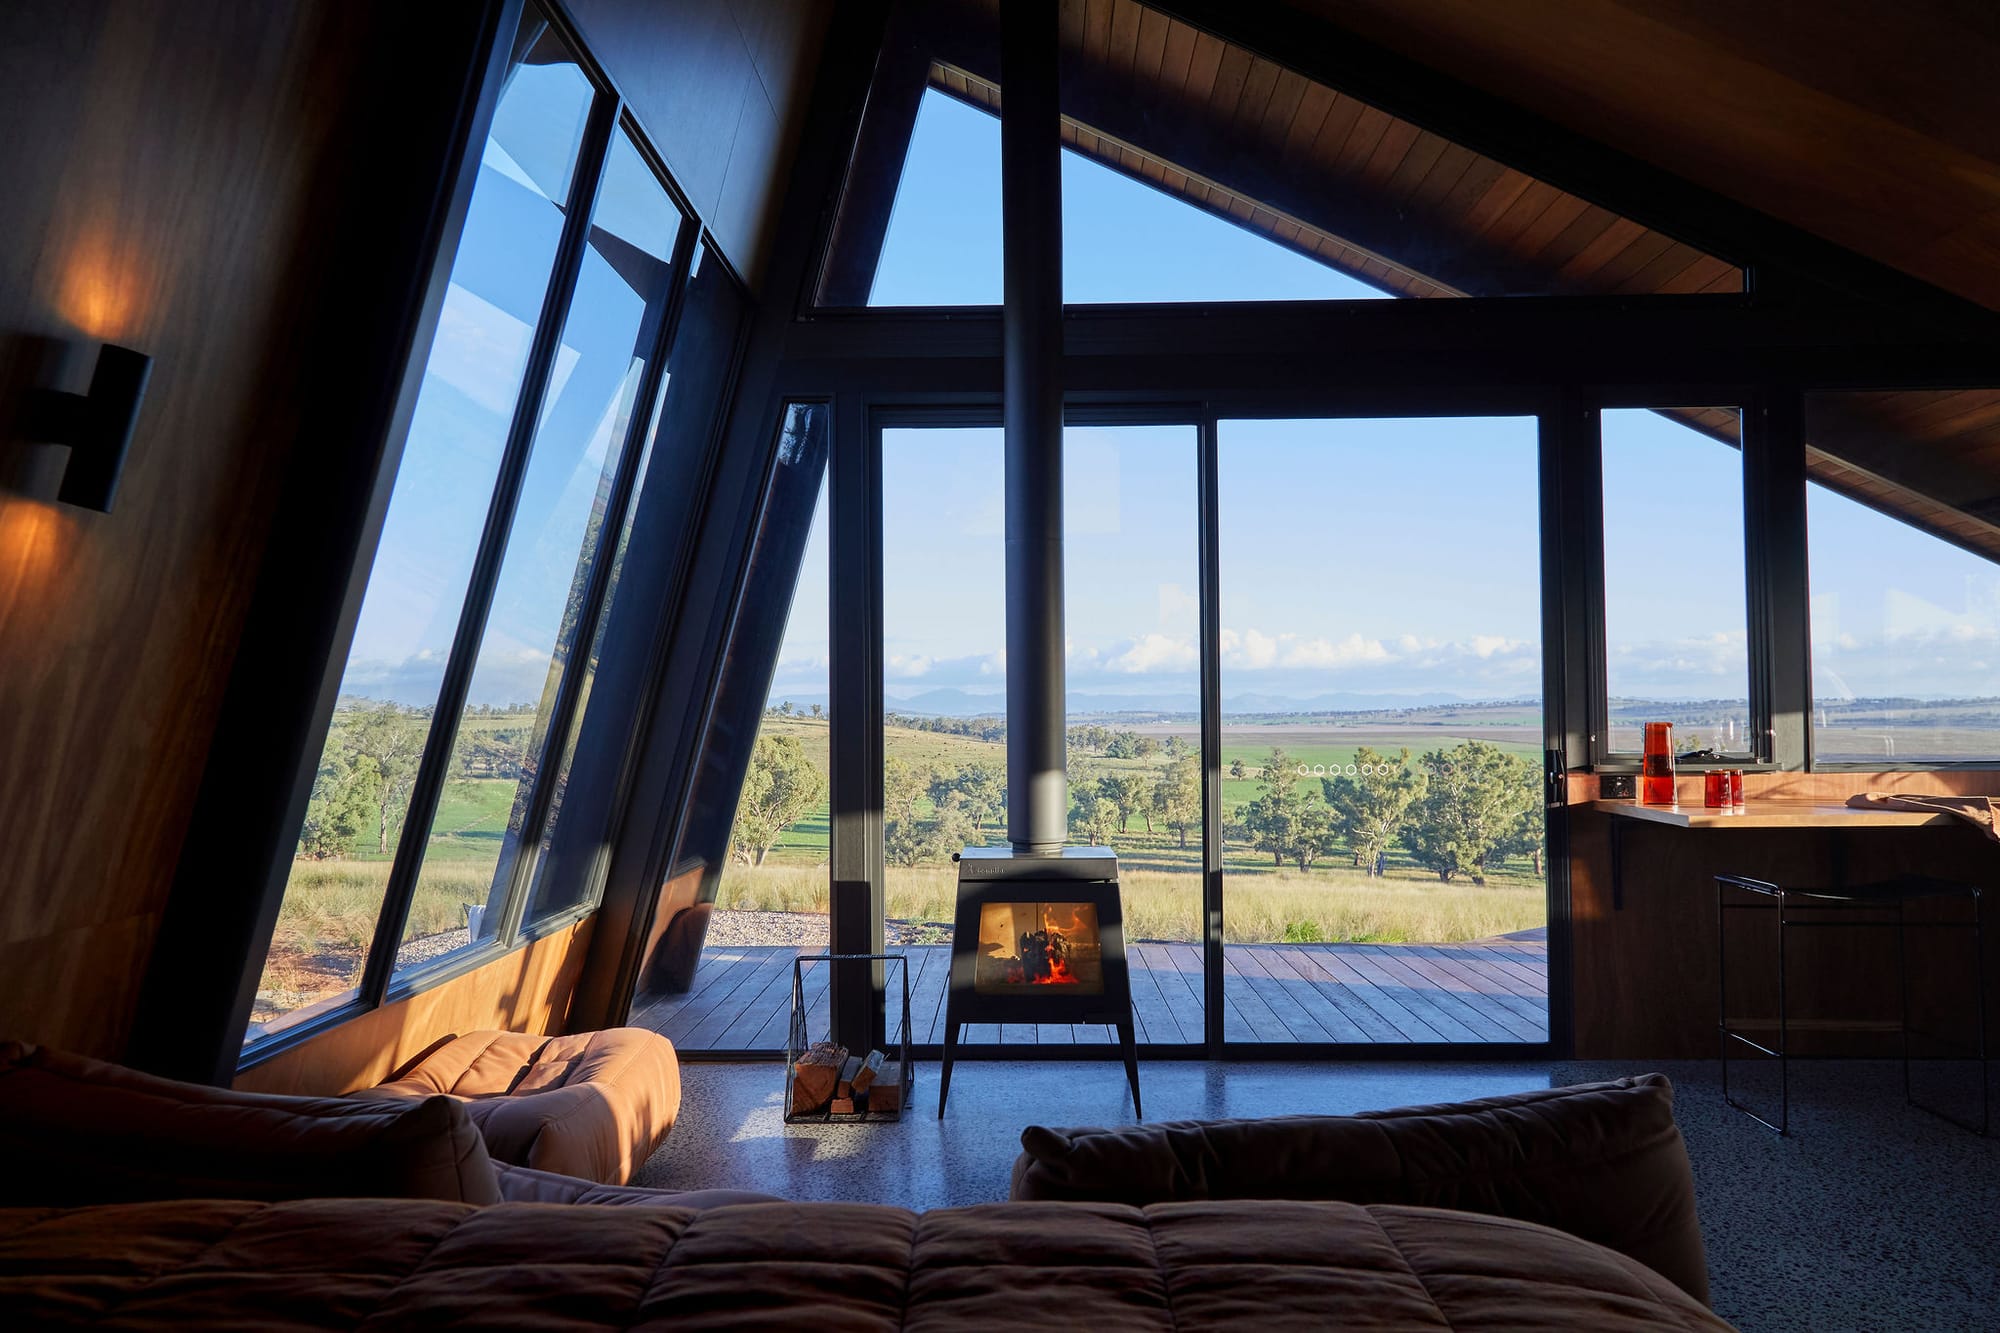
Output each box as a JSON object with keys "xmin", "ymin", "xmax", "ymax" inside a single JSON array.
[
  {"xmin": 1730, "ymin": 769, "xmax": 1745, "ymax": 810},
  {"xmin": 1641, "ymin": 722, "xmax": 1676, "ymax": 805},
  {"xmin": 1704, "ymin": 771, "xmax": 1730, "ymax": 808}
]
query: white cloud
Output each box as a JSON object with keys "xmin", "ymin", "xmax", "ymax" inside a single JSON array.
[
  {"xmin": 1222, "ymin": 627, "xmax": 1393, "ymax": 671},
  {"xmin": 885, "ymin": 653, "xmax": 933, "ymax": 679},
  {"xmin": 1280, "ymin": 633, "xmax": 1391, "ymax": 669},
  {"xmin": 1103, "ymin": 633, "xmax": 1198, "ymax": 673},
  {"xmin": 1221, "ymin": 627, "xmax": 1279, "ymax": 669}
]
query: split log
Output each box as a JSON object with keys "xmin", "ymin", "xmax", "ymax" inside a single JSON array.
[
  {"xmin": 851, "ymin": 1050, "xmax": 886, "ymax": 1094},
  {"xmin": 792, "ymin": 1041, "xmax": 846, "ymax": 1114},
  {"xmin": 829, "ymin": 1096, "xmax": 857, "ymax": 1116},
  {"xmin": 835, "ymin": 1055, "xmax": 863, "ymax": 1100},
  {"xmin": 866, "ymin": 1060, "xmax": 903, "ymax": 1113}
]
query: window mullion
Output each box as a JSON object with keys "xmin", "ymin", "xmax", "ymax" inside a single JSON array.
[
  {"xmin": 1747, "ymin": 390, "xmax": 1811, "ymax": 770},
  {"xmin": 1560, "ymin": 395, "xmax": 1607, "ymax": 770},
  {"xmin": 359, "ymin": 90, "xmax": 622, "ymax": 1007},
  {"xmin": 1196, "ymin": 411, "xmax": 1223, "ymax": 1056}
]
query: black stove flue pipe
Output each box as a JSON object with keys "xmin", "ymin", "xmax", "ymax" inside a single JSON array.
[{"xmin": 1001, "ymin": 0, "xmax": 1066, "ymax": 854}]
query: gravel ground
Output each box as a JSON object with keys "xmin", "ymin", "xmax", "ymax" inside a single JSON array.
[
  {"xmin": 704, "ymin": 910, "xmax": 952, "ymax": 948},
  {"xmin": 395, "ymin": 926, "xmax": 470, "ymax": 968}
]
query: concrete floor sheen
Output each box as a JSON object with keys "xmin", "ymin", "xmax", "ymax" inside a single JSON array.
[
  {"xmin": 632, "ymin": 1057, "xmax": 2000, "ymax": 1332},
  {"xmin": 633, "ymin": 1059, "xmax": 1545, "ymax": 1210}
]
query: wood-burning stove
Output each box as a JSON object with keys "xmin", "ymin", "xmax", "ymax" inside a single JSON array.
[
  {"xmin": 928, "ymin": 2, "xmax": 1143, "ymax": 1119},
  {"xmin": 936, "ymin": 846, "xmax": 1141, "ymax": 1117}
]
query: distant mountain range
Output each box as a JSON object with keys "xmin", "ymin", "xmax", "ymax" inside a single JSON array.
[{"xmin": 767, "ymin": 687, "xmax": 1490, "ymax": 716}]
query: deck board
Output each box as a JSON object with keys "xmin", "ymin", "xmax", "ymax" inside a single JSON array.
[
  {"xmin": 636, "ymin": 940, "xmax": 1547, "ymax": 1051},
  {"xmin": 1134, "ymin": 942, "xmax": 1206, "ymax": 1042}
]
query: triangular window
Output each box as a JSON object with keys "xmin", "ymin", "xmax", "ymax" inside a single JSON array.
[{"xmin": 826, "ymin": 0, "xmax": 1741, "ymax": 307}]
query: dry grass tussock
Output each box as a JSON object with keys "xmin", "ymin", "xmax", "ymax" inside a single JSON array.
[{"xmin": 270, "ymin": 860, "xmax": 494, "ymax": 952}]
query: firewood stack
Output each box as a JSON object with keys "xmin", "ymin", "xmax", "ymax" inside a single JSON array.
[{"xmin": 789, "ymin": 1040, "xmax": 903, "ymax": 1119}]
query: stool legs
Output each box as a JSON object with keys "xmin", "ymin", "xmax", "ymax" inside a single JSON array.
[
  {"xmin": 1718, "ymin": 878, "xmax": 1789, "ymax": 1135},
  {"xmin": 1905, "ymin": 894, "xmax": 1990, "ymax": 1137},
  {"xmin": 1721, "ymin": 875, "xmax": 1987, "ymax": 1139}
]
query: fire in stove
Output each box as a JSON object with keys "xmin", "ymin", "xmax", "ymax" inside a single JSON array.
[
  {"xmin": 974, "ymin": 902, "xmax": 1104, "ymax": 994},
  {"xmin": 938, "ymin": 848, "xmax": 1140, "ymax": 1116}
]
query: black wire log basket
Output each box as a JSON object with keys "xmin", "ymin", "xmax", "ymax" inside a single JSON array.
[{"xmin": 783, "ymin": 952, "xmax": 913, "ymax": 1124}]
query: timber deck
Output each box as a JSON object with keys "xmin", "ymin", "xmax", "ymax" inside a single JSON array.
[{"xmin": 631, "ymin": 937, "xmax": 1548, "ymax": 1050}]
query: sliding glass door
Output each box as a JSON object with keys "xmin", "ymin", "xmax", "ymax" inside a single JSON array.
[
  {"xmin": 875, "ymin": 422, "xmax": 1206, "ymax": 1048},
  {"xmin": 1215, "ymin": 417, "xmax": 1550, "ymax": 1047}
]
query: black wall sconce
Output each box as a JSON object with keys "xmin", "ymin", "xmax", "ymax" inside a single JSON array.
[{"xmin": 16, "ymin": 343, "xmax": 152, "ymax": 513}]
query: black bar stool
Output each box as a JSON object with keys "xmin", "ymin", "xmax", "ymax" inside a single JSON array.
[{"xmin": 1716, "ymin": 872, "xmax": 1987, "ymax": 1136}]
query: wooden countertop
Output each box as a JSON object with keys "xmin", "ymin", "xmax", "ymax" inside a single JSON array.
[{"xmin": 1591, "ymin": 799, "xmax": 1960, "ymax": 829}]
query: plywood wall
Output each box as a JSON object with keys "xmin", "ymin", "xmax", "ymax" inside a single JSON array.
[{"xmin": 0, "ymin": 0, "xmax": 383, "ymax": 1058}]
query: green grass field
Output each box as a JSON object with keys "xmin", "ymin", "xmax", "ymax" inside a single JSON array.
[
  {"xmin": 256, "ymin": 753, "xmax": 523, "ymax": 1021},
  {"xmin": 716, "ymin": 715, "xmax": 1547, "ymax": 945},
  {"xmin": 258, "ymin": 712, "xmax": 1546, "ymax": 1023}
]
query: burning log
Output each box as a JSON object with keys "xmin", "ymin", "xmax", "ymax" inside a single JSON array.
[{"xmin": 791, "ymin": 1041, "xmax": 847, "ymax": 1114}]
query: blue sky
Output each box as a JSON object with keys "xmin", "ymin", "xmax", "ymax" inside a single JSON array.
[{"xmin": 349, "ymin": 81, "xmax": 2000, "ymax": 715}]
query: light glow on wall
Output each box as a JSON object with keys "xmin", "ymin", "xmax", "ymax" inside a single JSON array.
[
  {"xmin": 0, "ymin": 498, "xmax": 77, "ymax": 610},
  {"xmin": 52, "ymin": 223, "xmax": 152, "ymax": 342}
]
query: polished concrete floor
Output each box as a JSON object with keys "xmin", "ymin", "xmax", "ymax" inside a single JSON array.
[
  {"xmin": 634, "ymin": 1056, "xmax": 2000, "ymax": 1332},
  {"xmin": 633, "ymin": 1058, "xmax": 1551, "ymax": 1209}
]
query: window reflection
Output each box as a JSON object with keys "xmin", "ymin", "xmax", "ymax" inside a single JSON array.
[{"xmin": 397, "ymin": 129, "xmax": 686, "ymax": 975}]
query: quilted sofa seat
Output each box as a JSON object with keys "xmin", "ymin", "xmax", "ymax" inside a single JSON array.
[
  {"xmin": 362, "ymin": 1028, "xmax": 679, "ymax": 1185},
  {"xmin": 0, "ymin": 1198, "xmax": 1736, "ymax": 1330}
]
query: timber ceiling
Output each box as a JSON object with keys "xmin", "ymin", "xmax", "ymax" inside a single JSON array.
[
  {"xmin": 1293, "ymin": 0, "xmax": 2000, "ymax": 315},
  {"xmin": 941, "ymin": 0, "xmax": 1743, "ymax": 299},
  {"xmin": 890, "ymin": 0, "xmax": 2000, "ymax": 561}
]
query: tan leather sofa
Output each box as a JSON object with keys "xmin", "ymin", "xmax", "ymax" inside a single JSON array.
[
  {"xmin": 0, "ymin": 1196, "xmax": 1734, "ymax": 1330},
  {"xmin": 358, "ymin": 1028, "xmax": 680, "ymax": 1185}
]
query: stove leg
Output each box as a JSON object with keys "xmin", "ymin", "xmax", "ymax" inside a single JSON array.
[
  {"xmin": 1118, "ymin": 1019, "xmax": 1142, "ymax": 1119},
  {"xmin": 937, "ymin": 1022, "xmax": 959, "ymax": 1118}
]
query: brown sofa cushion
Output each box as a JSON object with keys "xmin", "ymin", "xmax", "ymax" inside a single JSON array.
[
  {"xmin": 0, "ymin": 1041, "xmax": 501, "ymax": 1206},
  {"xmin": 0, "ymin": 1198, "xmax": 1733, "ymax": 1330},
  {"xmin": 1010, "ymin": 1074, "xmax": 1710, "ymax": 1304},
  {"xmin": 362, "ymin": 1028, "xmax": 680, "ymax": 1184}
]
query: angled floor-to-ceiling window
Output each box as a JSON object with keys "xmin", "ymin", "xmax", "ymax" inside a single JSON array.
[
  {"xmin": 626, "ymin": 402, "xmax": 831, "ymax": 1053},
  {"xmin": 240, "ymin": 5, "xmax": 711, "ymax": 1056}
]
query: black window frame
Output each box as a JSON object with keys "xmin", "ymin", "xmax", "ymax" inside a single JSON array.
[
  {"xmin": 1585, "ymin": 397, "xmax": 1768, "ymax": 772},
  {"xmin": 231, "ymin": 0, "xmax": 717, "ymax": 1069},
  {"xmin": 629, "ymin": 0, "xmax": 2000, "ymax": 1068}
]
